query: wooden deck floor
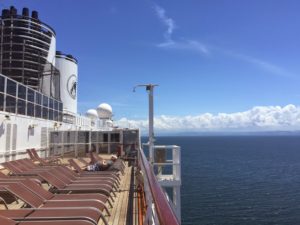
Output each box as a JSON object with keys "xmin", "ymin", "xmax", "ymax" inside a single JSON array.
[
  {"xmin": 62, "ymin": 156, "xmax": 135, "ymax": 225},
  {"xmin": 99, "ymin": 162, "xmax": 132, "ymax": 225}
]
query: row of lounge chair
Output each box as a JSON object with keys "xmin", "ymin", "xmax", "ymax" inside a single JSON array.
[
  {"xmin": 0, "ymin": 214, "xmax": 97, "ymax": 225},
  {"xmin": 0, "ymin": 149, "xmax": 126, "ymax": 225}
]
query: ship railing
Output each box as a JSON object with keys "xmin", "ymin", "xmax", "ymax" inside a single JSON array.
[
  {"xmin": 138, "ymin": 145, "xmax": 181, "ymax": 225},
  {"xmin": 152, "ymin": 145, "xmax": 181, "ymax": 219}
]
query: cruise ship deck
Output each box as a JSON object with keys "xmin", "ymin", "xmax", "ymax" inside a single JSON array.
[
  {"xmin": 0, "ymin": 5, "xmax": 181, "ymax": 225},
  {"xmin": 0, "ymin": 154, "xmax": 136, "ymax": 225},
  {"xmin": 74, "ymin": 156, "xmax": 135, "ymax": 225}
]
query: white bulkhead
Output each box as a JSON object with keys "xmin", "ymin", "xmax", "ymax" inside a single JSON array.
[{"xmin": 55, "ymin": 54, "xmax": 78, "ymax": 115}]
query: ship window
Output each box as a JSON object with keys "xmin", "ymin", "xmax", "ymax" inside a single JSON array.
[
  {"xmin": 27, "ymin": 89, "xmax": 35, "ymax": 102},
  {"xmin": 7, "ymin": 79, "xmax": 16, "ymax": 97},
  {"xmin": 27, "ymin": 102, "xmax": 34, "ymax": 117},
  {"xmin": 58, "ymin": 112, "xmax": 63, "ymax": 121},
  {"xmin": 35, "ymin": 105, "xmax": 42, "ymax": 118},
  {"xmin": 42, "ymin": 107, "xmax": 48, "ymax": 119},
  {"xmin": 0, "ymin": 76, "xmax": 5, "ymax": 93},
  {"xmin": 35, "ymin": 93, "xmax": 42, "ymax": 105},
  {"xmin": 59, "ymin": 102, "xmax": 63, "ymax": 111},
  {"xmin": 110, "ymin": 133, "xmax": 120, "ymax": 142},
  {"xmin": 0, "ymin": 93, "xmax": 4, "ymax": 111},
  {"xmin": 103, "ymin": 133, "xmax": 108, "ymax": 142},
  {"xmin": 98, "ymin": 133, "xmax": 103, "ymax": 142},
  {"xmin": 18, "ymin": 84, "xmax": 26, "ymax": 100},
  {"xmin": 54, "ymin": 101, "xmax": 58, "ymax": 110},
  {"xmin": 77, "ymin": 131, "xmax": 89, "ymax": 143},
  {"xmin": 49, "ymin": 98, "xmax": 54, "ymax": 109},
  {"xmin": 49, "ymin": 109, "xmax": 53, "ymax": 120},
  {"xmin": 54, "ymin": 110, "xmax": 58, "ymax": 121},
  {"xmin": 43, "ymin": 95, "xmax": 48, "ymax": 107},
  {"xmin": 17, "ymin": 99, "xmax": 26, "ymax": 115},
  {"xmin": 5, "ymin": 96, "xmax": 16, "ymax": 113}
]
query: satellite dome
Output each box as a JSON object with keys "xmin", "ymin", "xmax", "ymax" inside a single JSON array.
[
  {"xmin": 85, "ymin": 109, "xmax": 98, "ymax": 120},
  {"xmin": 106, "ymin": 119, "xmax": 113, "ymax": 127},
  {"xmin": 97, "ymin": 103, "xmax": 113, "ymax": 119}
]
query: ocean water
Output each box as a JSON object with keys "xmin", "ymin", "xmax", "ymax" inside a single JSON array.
[{"xmin": 149, "ymin": 136, "xmax": 300, "ymax": 225}]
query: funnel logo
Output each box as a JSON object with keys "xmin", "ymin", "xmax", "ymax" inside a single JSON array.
[{"xmin": 67, "ymin": 74, "xmax": 77, "ymax": 99}]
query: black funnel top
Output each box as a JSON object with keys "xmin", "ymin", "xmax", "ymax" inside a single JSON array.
[
  {"xmin": 32, "ymin": 10, "xmax": 38, "ymax": 19},
  {"xmin": 10, "ymin": 6, "xmax": 17, "ymax": 16},
  {"xmin": 2, "ymin": 9, "xmax": 10, "ymax": 18},
  {"xmin": 22, "ymin": 7, "xmax": 29, "ymax": 17}
]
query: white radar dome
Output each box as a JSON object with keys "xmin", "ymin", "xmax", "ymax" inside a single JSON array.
[
  {"xmin": 97, "ymin": 103, "xmax": 113, "ymax": 119},
  {"xmin": 85, "ymin": 109, "xmax": 98, "ymax": 120}
]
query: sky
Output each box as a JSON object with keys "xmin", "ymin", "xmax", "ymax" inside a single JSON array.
[{"xmin": 3, "ymin": 0, "xmax": 300, "ymax": 133}]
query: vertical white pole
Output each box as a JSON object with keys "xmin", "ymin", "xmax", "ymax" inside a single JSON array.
[
  {"xmin": 88, "ymin": 130, "xmax": 91, "ymax": 152},
  {"xmin": 133, "ymin": 84, "xmax": 157, "ymax": 163},
  {"xmin": 108, "ymin": 132, "xmax": 111, "ymax": 154},
  {"xmin": 148, "ymin": 85, "xmax": 154, "ymax": 164}
]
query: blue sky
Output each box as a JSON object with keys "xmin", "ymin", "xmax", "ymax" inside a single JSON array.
[{"xmin": 3, "ymin": 0, "xmax": 300, "ymax": 132}]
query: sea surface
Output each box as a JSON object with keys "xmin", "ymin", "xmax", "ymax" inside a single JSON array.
[{"xmin": 149, "ymin": 136, "xmax": 300, "ymax": 225}]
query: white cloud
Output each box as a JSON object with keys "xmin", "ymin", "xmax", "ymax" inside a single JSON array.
[
  {"xmin": 115, "ymin": 104, "xmax": 300, "ymax": 133},
  {"xmin": 152, "ymin": 4, "xmax": 295, "ymax": 77},
  {"xmin": 154, "ymin": 4, "xmax": 175, "ymax": 42},
  {"xmin": 224, "ymin": 51, "xmax": 297, "ymax": 78},
  {"xmin": 153, "ymin": 4, "xmax": 210, "ymax": 55},
  {"xmin": 157, "ymin": 39, "xmax": 210, "ymax": 55}
]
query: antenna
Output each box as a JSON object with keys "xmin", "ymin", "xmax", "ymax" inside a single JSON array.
[{"xmin": 133, "ymin": 84, "xmax": 158, "ymax": 93}]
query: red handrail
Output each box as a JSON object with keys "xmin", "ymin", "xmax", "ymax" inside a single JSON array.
[{"xmin": 139, "ymin": 148, "xmax": 180, "ymax": 225}]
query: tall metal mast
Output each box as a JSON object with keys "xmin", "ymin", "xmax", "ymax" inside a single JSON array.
[{"xmin": 133, "ymin": 84, "xmax": 158, "ymax": 163}]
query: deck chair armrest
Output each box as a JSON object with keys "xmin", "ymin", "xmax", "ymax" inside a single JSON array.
[
  {"xmin": 0, "ymin": 196, "xmax": 8, "ymax": 209},
  {"xmin": 26, "ymin": 207, "xmax": 105, "ymax": 225},
  {"xmin": 13, "ymin": 216, "xmax": 98, "ymax": 225},
  {"xmin": 45, "ymin": 199, "xmax": 110, "ymax": 215}
]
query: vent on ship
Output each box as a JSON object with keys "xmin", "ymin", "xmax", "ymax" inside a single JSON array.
[
  {"xmin": 0, "ymin": 6, "xmax": 60, "ymax": 100},
  {"xmin": 41, "ymin": 127, "xmax": 48, "ymax": 147},
  {"xmin": 12, "ymin": 124, "xmax": 17, "ymax": 151},
  {"xmin": 5, "ymin": 123, "xmax": 11, "ymax": 152}
]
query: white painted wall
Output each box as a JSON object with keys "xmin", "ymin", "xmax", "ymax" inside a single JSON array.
[{"xmin": 55, "ymin": 57, "xmax": 78, "ymax": 115}]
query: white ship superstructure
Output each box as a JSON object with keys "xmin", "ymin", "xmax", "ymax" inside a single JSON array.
[{"xmin": 0, "ymin": 6, "xmax": 121, "ymax": 161}]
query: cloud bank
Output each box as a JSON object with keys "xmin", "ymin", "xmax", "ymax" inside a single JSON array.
[{"xmin": 115, "ymin": 104, "xmax": 300, "ymax": 133}]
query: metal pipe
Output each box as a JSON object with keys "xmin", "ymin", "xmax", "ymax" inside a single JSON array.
[
  {"xmin": 133, "ymin": 84, "xmax": 158, "ymax": 164},
  {"xmin": 148, "ymin": 85, "xmax": 154, "ymax": 164}
]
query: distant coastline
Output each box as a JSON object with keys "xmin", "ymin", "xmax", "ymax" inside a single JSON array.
[{"xmin": 144, "ymin": 130, "xmax": 300, "ymax": 137}]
